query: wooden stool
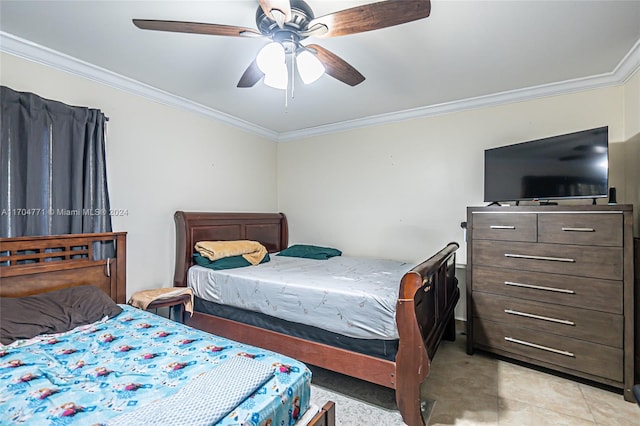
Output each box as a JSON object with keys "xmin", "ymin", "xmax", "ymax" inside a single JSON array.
[
  {"xmin": 145, "ymin": 294, "xmax": 191, "ymax": 323},
  {"xmin": 129, "ymin": 288, "xmax": 193, "ymax": 323}
]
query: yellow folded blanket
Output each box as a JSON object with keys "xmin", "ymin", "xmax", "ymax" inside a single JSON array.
[
  {"xmin": 128, "ymin": 287, "xmax": 194, "ymax": 316},
  {"xmin": 195, "ymin": 240, "xmax": 268, "ymax": 266}
]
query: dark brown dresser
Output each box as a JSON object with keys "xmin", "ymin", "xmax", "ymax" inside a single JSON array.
[{"xmin": 466, "ymin": 204, "xmax": 635, "ymax": 402}]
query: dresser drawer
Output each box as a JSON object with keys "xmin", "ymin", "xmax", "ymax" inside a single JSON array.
[
  {"xmin": 472, "ymin": 292, "xmax": 623, "ymax": 347},
  {"xmin": 472, "ymin": 213, "xmax": 537, "ymax": 242},
  {"xmin": 472, "ymin": 240, "xmax": 623, "ymax": 280},
  {"xmin": 474, "ymin": 319, "xmax": 623, "ymax": 382},
  {"xmin": 472, "ymin": 266, "xmax": 623, "ymax": 314},
  {"xmin": 538, "ymin": 213, "xmax": 623, "ymax": 246}
]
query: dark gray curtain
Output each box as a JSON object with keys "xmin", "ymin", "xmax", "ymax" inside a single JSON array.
[{"xmin": 0, "ymin": 86, "xmax": 113, "ymax": 258}]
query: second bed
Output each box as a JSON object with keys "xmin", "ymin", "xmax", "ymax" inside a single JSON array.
[{"xmin": 174, "ymin": 211, "xmax": 460, "ymax": 426}]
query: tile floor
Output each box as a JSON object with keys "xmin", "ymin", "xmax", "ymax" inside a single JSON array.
[
  {"xmin": 309, "ymin": 325, "xmax": 639, "ymax": 425},
  {"xmin": 422, "ymin": 329, "xmax": 639, "ymax": 425}
]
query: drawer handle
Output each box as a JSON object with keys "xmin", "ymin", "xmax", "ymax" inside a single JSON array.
[
  {"xmin": 561, "ymin": 227, "xmax": 595, "ymax": 232},
  {"xmin": 504, "ymin": 309, "xmax": 575, "ymax": 326},
  {"xmin": 505, "ymin": 253, "xmax": 575, "ymax": 263},
  {"xmin": 504, "ymin": 281, "xmax": 575, "ymax": 294},
  {"xmin": 490, "ymin": 225, "xmax": 516, "ymax": 229},
  {"xmin": 505, "ymin": 337, "xmax": 575, "ymax": 357}
]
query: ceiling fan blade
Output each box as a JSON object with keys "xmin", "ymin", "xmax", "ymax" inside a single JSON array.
[
  {"xmin": 133, "ymin": 19, "xmax": 261, "ymax": 37},
  {"xmin": 309, "ymin": 0, "xmax": 430, "ymax": 38},
  {"xmin": 258, "ymin": 0, "xmax": 292, "ymax": 24},
  {"xmin": 307, "ymin": 44, "xmax": 365, "ymax": 87},
  {"xmin": 237, "ymin": 59, "xmax": 265, "ymax": 88}
]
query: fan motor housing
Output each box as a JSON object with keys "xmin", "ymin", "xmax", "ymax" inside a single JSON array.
[{"xmin": 255, "ymin": 0, "xmax": 315, "ymax": 40}]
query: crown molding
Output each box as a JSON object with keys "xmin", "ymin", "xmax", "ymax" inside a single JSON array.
[
  {"xmin": 279, "ymin": 38, "xmax": 640, "ymax": 142},
  {"xmin": 0, "ymin": 31, "xmax": 279, "ymax": 141},
  {"xmin": 616, "ymin": 37, "xmax": 640, "ymax": 83},
  {"xmin": 2, "ymin": 31, "xmax": 638, "ymax": 143}
]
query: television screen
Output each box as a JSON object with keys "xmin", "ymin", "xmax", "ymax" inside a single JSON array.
[{"xmin": 484, "ymin": 127, "xmax": 608, "ymax": 203}]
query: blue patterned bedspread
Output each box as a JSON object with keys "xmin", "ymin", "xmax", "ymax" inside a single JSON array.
[{"xmin": 0, "ymin": 305, "xmax": 311, "ymax": 426}]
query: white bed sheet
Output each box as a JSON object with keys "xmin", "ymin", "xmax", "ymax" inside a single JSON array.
[{"xmin": 188, "ymin": 255, "xmax": 412, "ymax": 340}]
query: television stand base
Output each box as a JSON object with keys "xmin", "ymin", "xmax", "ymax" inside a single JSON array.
[{"xmin": 539, "ymin": 201, "xmax": 558, "ymax": 206}]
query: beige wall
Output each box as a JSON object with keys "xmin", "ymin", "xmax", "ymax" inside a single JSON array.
[
  {"xmin": 624, "ymin": 133, "xmax": 640, "ymax": 237},
  {"xmin": 278, "ymin": 86, "xmax": 626, "ymax": 264},
  {"xmin": 623, "ymin": 70, "xmax": 640, "ymax": 236},
  {"xmin": 624, "ymin": 70, "xmax": 640, "ymax": 139},
  {"xmin": 0, "ymin": 53, "xmax": 278, "ymax": 298}
]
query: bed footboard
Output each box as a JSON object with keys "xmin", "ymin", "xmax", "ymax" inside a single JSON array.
[
  {"xmin": 308, "ymin": 401, "xmax": 335, "ymax": 426},
  {"xmin": 395, "ymin": 242, "xmax": 459, "ymax": 426}
]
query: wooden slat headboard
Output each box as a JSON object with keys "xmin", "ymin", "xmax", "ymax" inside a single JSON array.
[
  {"xmin": 0, "ymin": 232, "xmax": 127, "ymax": 303},
  {"xmin": 173, "ymin": 211, "xmax": 288, "ymax": 287}
]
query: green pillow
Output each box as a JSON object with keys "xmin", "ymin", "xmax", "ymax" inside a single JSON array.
[
  {"xmin": 193, "ymin": 252, "xmax": 270, "ymax": 270},
  {"xmin": 276, "ymin": 244, "xmax": 342, "ymax": 260}
]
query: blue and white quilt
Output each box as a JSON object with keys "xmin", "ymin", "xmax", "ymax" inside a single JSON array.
[{"xmin": 0, "ymin": 305, "xmax": 311, "ymax": 426}]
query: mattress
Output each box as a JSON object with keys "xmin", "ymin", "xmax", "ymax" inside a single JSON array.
[
  {"xmin": 0, "ymin": 305, "xmax": 311, "ymax": 425},
  {"xmin": 188, "ymin": 254, "xmax": 411, "ymax": 340}
]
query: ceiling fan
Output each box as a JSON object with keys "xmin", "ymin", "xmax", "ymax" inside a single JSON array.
[{"xmin": 133, "ymin": 0, "xmax": 431, "ymax": 89}]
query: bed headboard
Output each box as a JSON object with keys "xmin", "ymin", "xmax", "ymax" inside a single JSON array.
[
  {"xmin": 174, "ymin": 211, "xmax": 288, "ymax": 287},
  {"xmin": 0, "ymin": 232, "xmax": 127, "ymax": 303}
]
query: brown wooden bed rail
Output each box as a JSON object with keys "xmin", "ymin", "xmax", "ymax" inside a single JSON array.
[
  {"xmin": 174, "ymin": 211, "xmax": 459, "ymax": 426},
  {"xmin": 0, "ymin": 232, "xmax": 127, "ymax": 303}
]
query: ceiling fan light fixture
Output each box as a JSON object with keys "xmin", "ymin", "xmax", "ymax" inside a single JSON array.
[
  {"xmin": 263, "ymin": 64, "xmax": 288, "ymax": 90},
  {"xmin": 256, "ymin": 42, "xmax": 285, "ymax": 75},
  {"xmin": 296, "ymin": 49, "xmax": 325, "ymax": 84}
]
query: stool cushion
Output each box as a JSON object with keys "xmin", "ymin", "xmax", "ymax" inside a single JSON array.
[{"xmin": 128, "ymin": 288, "xmax": 193, "ymax": 315}]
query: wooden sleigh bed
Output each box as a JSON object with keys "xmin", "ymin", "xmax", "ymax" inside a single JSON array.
[
  {"xmin": 0, "ymin": 232, "xmax": 335, "ymax": 426},
  {"xmin": 174, "ymin": 211, "xmax": 460, "ymax": 426}
]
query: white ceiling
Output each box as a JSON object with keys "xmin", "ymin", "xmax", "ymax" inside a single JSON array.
[{"xmin": 1, "ymin": 1, "xmax": 639, "ymax": 140}]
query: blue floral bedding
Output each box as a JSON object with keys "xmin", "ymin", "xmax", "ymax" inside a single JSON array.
[{"xmin": 0, "ymin": 305, "xmax": 311, "ymax": 425}]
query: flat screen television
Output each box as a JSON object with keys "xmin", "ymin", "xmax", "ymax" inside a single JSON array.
[{"xmin": 484, "ymin": 126, "xmax": 608, "ymax": 203}]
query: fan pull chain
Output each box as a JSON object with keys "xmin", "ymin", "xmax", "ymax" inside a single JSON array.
[
  {"xmin": 284, "ymin": 50, "xmax": 295, "ymax": 112},
  {"xmin": 284, "ymin": 84, "xmax": 288, "ymax": 111},
  {"xmin": 291, "ymin": 51, "xmax": 295, "ymax": 99},
  {"xmin": 283, "ymin": 52, "xmax": 291, "ymax": 112}
]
